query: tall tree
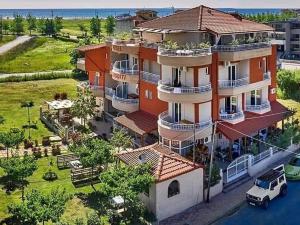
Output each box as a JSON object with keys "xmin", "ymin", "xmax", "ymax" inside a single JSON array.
[
  {"xmin": 8, "ymin": 189, "xmax": 69, "ymax": 225},
  {"xmin": 26, "ymin": 13, "xmax": 37, "ymax": 36},
  {"xmin": 21, "ymin": 101, "xmax": 37, "ymax": 140},
  {"xmin": 0, "ymin": 155, "xmax": 37, "ymax": 200},
  {"xmin": 69, "ymin": 138, "xmax": 113, "ymax": 189},
  {"xmin": 0, "ymin": 128, "xmax": 24, "ymax": 158},
  {"xmin": 71, "ymin": 89, "xmax": 96, "ymax": 127},
  {"xmin": 100, "ymin": 164, "xmax": 154, "ymax": 224},
  {"xmin": 3, "ymin": 19, "xmax": 10, "ymax": 35},
  {"xmin": 10, "ymin": 14, "xmax": 24, "ymax": 35},
  {"xmin": 78, "ymin": 23, "xmax": 88, "ymax": 37},
  {"xmin": 104, "ymin": 16, "xmax": 115, "ymax": 35},
  {"xmin": 54, "ymin": 16, "xmax": 63, "ymax": 35},
  {"xmin": 90, "ymin": 16, "xmax": 101, "ymax": 41},
  {"xmin": 110, "ymin": 128, "xmax": 133, "ymax": 153},
  {"xmin": 37, "ymin": 18, "xmax": 46, "ymax": 35}
]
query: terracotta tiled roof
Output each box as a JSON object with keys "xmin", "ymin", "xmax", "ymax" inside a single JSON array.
[
  {"xmin": 77, "ymin": 44, "xmax": 106, "ymax": 53},
  {"xmin": 114, "ymin": 111, "xmax": 158, "ymax": 136},
  {"xmin": 218, "ymin": 101, "xmax": 290, "ymax": 141},
  {"xmin": 138, "ymin": 5, "xmax": 274, "ymax": 34},
  {"xmin": 116, "ymin": 144, "xmax": 202, "ymax": 182}
]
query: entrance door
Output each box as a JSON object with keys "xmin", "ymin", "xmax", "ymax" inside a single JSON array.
[
  {"xmin": 172, "ymin": 68, "xmax": 182, "ymax": 87},
  {"xmin": 173, "ymin": 103, "xmax": 182, "ymax": 123}
]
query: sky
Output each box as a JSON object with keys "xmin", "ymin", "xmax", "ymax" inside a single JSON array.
[{"xmin": 0, "ymin": 0, "xmax": 300, "ymax": 9}]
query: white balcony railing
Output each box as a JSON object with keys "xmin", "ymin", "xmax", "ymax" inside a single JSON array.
[
  {"xmin": 213, "ymin": 42, "xmax": 271, "ymax": 52},
  {"xmin": 77, "ymin": 81, "xmax": 103, "ymax": 92},
  {"xmin": 112, "ymin": 95, "xmax": 139, "ymax": 104},
  {"xmin": 158, "ymin": 47, "xmax": 211, "ymax": 57},
  {"xmin": 246, "ymin": 102, "xmax": 270, "ymax": 111},
  {"xmin": 219, "ymin": 111, "xmax": 244, "ymax": 121},
  {"xmin": 141, "ymin": 71, "xmax": 160, "ymax": 84},
  {"xmin": 159, "ymin": 111, "xmax": 211, "ymax": 131},
  {"xmin": 158, "ymin": 81, "xmax": 212, "ymax": 93},
  {"xmin": 112, "ymin": 60, "xmax": 139, "ymax": 75},
  {"xmin": 105, "ymin": 87, "xmax": 116, "ymax": 97},
  {"xmin": 218, "ymin": 77, "xmax": 249, "ymax": 89}
]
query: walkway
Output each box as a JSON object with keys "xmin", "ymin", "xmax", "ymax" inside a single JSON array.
[
  {"xmin": 0, "ymin": 35, "xmax": 32, "ymax": 55},
  {"xmin": 160, "ymin": 151, "xmax": 297, "ymax": 225},
  {"xmin": 0, "ymin": 70, "xmax": 73, "ymax": 78}
]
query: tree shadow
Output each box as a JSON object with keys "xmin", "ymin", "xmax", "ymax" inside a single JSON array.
[
  {"xmin": 0, "ymin": 176, "xmax": 29, "ymax": 195},
  {"xmin": 76, "ymin": 190, "xmax": 110, "ymax": 214}
]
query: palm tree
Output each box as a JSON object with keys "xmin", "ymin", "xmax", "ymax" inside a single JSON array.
[{"xmin": 21, "ymin": 101, "xmax": 37, "ymax": 139}]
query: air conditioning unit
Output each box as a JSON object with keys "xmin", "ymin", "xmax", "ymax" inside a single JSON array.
[
  {"xmin": 270, "ymin": 88, "xmax": 276, "ymax": 94},
  {"xmin": 204, "ymin": 136, "xmax": 211, "ymax": 144}
]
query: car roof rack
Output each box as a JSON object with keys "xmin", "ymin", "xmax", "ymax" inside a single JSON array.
[{"xmin": 258, "ymin": 169, "xmax": 284, "ymax": 182}]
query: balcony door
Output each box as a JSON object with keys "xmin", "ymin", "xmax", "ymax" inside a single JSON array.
[
  {"xmin": 225, "ymin": 96, "xmax": 237, "ymax": 114},
  {"xmin": 94, "ymin": 72, "xmax": 100, "ymax": 86},
  {"xmin": 250, "ymin": 90, "xmax": 262, "ymax": 106},
  {"xmin": 228, "ymin": 65, "xmax": 236, "ymax": 81},
  {"xmin": 173, "ymin": 103, "xmax": 182, "ymax": 123},
  {"xmin": 172, "ymin": 68, "xmax": 182, "ymax": 87}
]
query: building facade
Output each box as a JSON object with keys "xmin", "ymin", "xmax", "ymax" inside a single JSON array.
[{"xmin": 78, "ymin": 5, "xmax": 289, "ymax": 184}]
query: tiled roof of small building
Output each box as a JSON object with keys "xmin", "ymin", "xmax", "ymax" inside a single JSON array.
[
  {"xmin": 116, "ymin": 144, "xmax": 202, "ymax": 182},
  {"xmin": 138, "ymin": 5, "xmax": 274, "ymax": 34}
]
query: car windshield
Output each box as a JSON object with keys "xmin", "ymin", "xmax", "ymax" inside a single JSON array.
[
  {"xmin": 289, "ymin": 157, "xmax": 300, "ymax": 167},
  {"xmin": 256, "ymin": 179, "xmax": 269, "ymax": 189}
]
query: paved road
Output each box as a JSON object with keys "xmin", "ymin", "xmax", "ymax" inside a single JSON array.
[
  {"xmin": 0, "ymin": 70, "xmax": 73, "ymax": 79},
  {"xmin": 214, "ymin": 181, "xmax": 300, "ymax": 225},
  {"xmin": 0, "ymin": 35, "xmax": 33, "ymax": 55}
]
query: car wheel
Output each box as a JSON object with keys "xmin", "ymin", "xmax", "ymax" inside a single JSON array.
[
  {"xmin": 262, "ymin": 198, "xmax": 269, "ymax": 209},
  {"xmin": 280, "ymin": 186, "xmax": 287, "ymax": 197}
]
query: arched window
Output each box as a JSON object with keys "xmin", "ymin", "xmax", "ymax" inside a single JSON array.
[{"xmin": 168, "ymin": 180, "xmax": 180, "ymax": 198}]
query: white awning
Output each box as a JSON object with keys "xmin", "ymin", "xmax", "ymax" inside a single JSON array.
[{"xmin": 46, "ymin": 100, "xmax": 73, "ymax": 110}]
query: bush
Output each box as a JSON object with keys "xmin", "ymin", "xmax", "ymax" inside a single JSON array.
[
  {"xmin": 277, "ymin": 69, "xmax": 300, "ymax": 101},
  {"xmin": 52, "ymin": 145, "xmax": 61, "ymax": 156},
  {"xmin": 43, "ymin": 170, "xmax": 58, "ymax": 181},
  {"xmin": 44, "ymin": 148, "xmax": 48, "ymax": 157},
  {"xmin": 60, "ymin": 92, "xmax": 68, "ymax": 100},
  {"xmin": 32, "ymin": 148, "xmax": 42, "ymax": 159},
  {"xmin": 42, "ymin": 136, "xmax": 51, "ymax": 146},
  {"xmin": 54, "ymin": 93, "xmax": 61, "ymax": 100},
  {"xmin": 24, "ymin": 139, "xmax": 33, "ymax": 149}
]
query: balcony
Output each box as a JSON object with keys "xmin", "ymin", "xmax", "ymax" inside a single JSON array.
[
  {"xmin": 158, "ymin": 111, "xmax": 212, "ymax": 141},
  {"xmin": 157, "ymin": 47, "xmax": 212, "ymax": 67},
  {"xmin": 77, "ymin": 58, "xmax": 85, "ymax": 71},
  {"xmin": 158, "ymin": 81, "xmax": 212, "ymax": 103},
  {"xmin": 112, "ymin": 95, "xmax": 139, "ymax": 113},
  {"xmin": 77, "ymin": 81, "xmax": 104, "ymax": 97},
  {"xmin": 246, "ymin": 101, "xmax": 271, "ymax": 114},
  {"xmin": 218, "ymin": 77, "xmax": 249, "ymax": 96},
  {"xmin": 112, "ymin": 60, "xmax": 139, "ymax": 83},
  {"xmin": 141, "ymin": 71, "xmax": 160, "ymax": 85},
  {"xmin": 215, "ymin": 42, "xmax": 272, "ymax": 61},
  {"xmin": 111, "ymin": 39, "xmax": 139, "ymax": 55},
  {"xmin": 219, "ymin": 111, "xmax": 245, "ymax": 124},
  {"xmin": 104, "ymin": 87, "xmax": 116, "ymax": 101}
]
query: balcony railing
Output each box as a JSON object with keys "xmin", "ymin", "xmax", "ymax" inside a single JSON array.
[
  {"xmin": 112, "ymin": 95, "xmax": 139, "ymax": 104},
  {"xmin": 141, "ymin": 71, "xmax": 160, "ymax": 84},
  {"xmin": 112, "ymin": 60, "xmax": 139, "ymax": 75},
  {"xmin": 246, "ymin": 102, "xmax": 270, "ymax": 111},
  {"xmin": 158, "ymin": 47, "xmax": 211, "ymax": 57},
  {"xmin": 77, "ymin": 81, "xmax": 103, "ymax": 92},
  {"xmin": 213, "ymin": 42, "xmax": 271, "ymax": 52},
  {"xmin": 105, "ymin": 87, "xmax": 115, "ymax": 97},
  {"xmin": 218, "ymin": 77, "xmax": 249, "ymax": 89},
  {"xmin": 159, "ymin": 111, "xmax": 211, "ymax": 131},
  {"xmin": 158, "ymin": 81, "xmax": 212, "ymax": 93},
  {"xmin": 112, "ymin": 39, "xmax": 139, "ymax": 46},
  {"xmin": 219, "ymin": 111, "xmax": 244, "ymax": 121}
]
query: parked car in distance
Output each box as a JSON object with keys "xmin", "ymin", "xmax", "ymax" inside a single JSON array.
[
  {"xmin": 246, "ymin": 165, "xmax": 287, "ymax": 209},
  {"xmin": 285, "ymin": 154, "xmax": 300, "ymax": 180}
]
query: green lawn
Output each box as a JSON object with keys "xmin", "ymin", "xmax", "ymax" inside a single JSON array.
[
  {"xmin": 0, "ymin": 156, "xmax": 97, "ymax": 223},
  {"xmin": 0, "ymin": 79, "xmax": 78, "ymax": 141},
  {"xmin": 0, "ymin": 37, "xmax": 77, "ymax": 73},
  {"xmin": 61, "ymin": 19, "xmax": 91, "ymax": 36},
  {"xmin": 278, "ymin": 99, "xmax": 300, "ymax": 121},
  {"xmin": 0, "ymin": 35, "xmax": 16, "ymax": 47}
]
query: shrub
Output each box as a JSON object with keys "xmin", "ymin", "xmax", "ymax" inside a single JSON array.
[
  {"xmin": 24, "ymin": 139, "xmax": 33, "ymax": 149},
  {"xmin": 32, "ymin": 148, "xmax": 42, "ymax": 159},
  {"xmin": 60, "ymin": 92, "xmax": 68, "ymax": 100},
  {"xmin": 43, "ymin": 170, "xmax": 58, "ymax": 181},
  {"xmin": 42, "ymin": 136, "xmax": 50, "ymax": 146},
  {"xmin": 52, "ymin": 145, "xmax": 61, "ymax": 156},
  {"xmin": 44, "ymin": 148, "xmax": 48, "ymax": 157},
  {"xmin": 54, "ymin": 93, "xmax": 61, "ymax": 100}
]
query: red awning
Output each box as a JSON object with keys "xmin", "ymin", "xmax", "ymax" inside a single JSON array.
[
  {"xmin": 114, "ymin": 111, "xmax": 158, "ymax": 136},
  {"xmin": 218, "ymin": 101, "xmax": 290, "ymax": 141}
]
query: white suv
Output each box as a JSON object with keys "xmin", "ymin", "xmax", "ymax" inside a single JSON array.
[{"xmin": 246, "ymin": 165, "xmax": 287, "ymax": 209}]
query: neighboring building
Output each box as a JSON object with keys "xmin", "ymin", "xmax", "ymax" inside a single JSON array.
[
  {"xmin": 116, "ymin": 143, "xmax": 204, "ymax": 221},
  {"xmin": 269, "ymin": 19, "xmax": 300, "ymax": 69},
  {"xmin": 115, "ymin": 9, "xmax": 158, "ymax": 33},
  {"xmin": 77, "ymin": 6, "xmax": 290, "ymax": 219}
]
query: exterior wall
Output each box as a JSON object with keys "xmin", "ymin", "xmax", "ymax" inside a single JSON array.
[
  {"xmin": 164, "ymin": 32, "xmax": 209, "ymax": 45},
  {"xmin": 249, "ymin": 57, "xmax": 264, "ymax": 83},
  {"xmin": 140, "ymin": 80, "xmax": 168, "ymax": 116},
  {"xmin": 268, "ymin": 45, "xmax": 277, "ymax": 102},
  {"xmin": 199, "ymin": 101, "xmax": 212, "ymax": 122},
  {"xmin": 115, "ymin": 20, "xmax": 134, "ymax": 33},
  {"xmin": 140, "ymin": 47, "xmax": 158, "ymax": 62},
  {"xmin": 198, "ymin": 67, "xmax": 210, "ymax": 86},
  {"xmin": 154, "ymin": 168, "xmax": 204, "ymax": 221},
  {"xmin": 211, "ymin": 53, "xmax": 219, "ymax": 121},
  {"xmin": 204, "ymin": 169, "xmax": 223, "ymax": 199},
  {"xmin": 142, "ymin": 31, "xmax": 163, "ymax": 43}
]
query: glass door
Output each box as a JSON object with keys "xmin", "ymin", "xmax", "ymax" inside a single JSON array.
[
  {"xmin": 172, "ymin": 68, "xmax": 182, "ymax": 87},
  {"xmin": 173, "ymin": 103, "xmax": 182, "ymax": 123},
  {"xmin": 228, "ymin": 65, "xmax": 236, "ymax": 81},
  {"xmin": 225, "ymin": 96, "xmax": 237, "ymax": 113},
  {"xmin": 250, "ymin": 90, "xmax": 262, "ymax": 105}
]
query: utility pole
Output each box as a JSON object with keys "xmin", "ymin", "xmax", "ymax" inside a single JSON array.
[
  {"xmin": 206, "ymin": 121, "xmax": 218, "ymax": 203},
  {"xmin": 193, "ymin": 122, "xmax": 196, "ymax": 164}
]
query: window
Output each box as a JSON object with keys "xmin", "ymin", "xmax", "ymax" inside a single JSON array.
[
  {"xmin": 145, "ymin": 90, "xmax": 153, "ymax": 99},
  {"xmin": 205, "ymin": 67, "xmax": 209, "ymax": 75},
  {"xmin": 168, "ymin": 180, "xmax": 180, "ymax": 198},
  {"xmin": 250, "ymin": 89, "xmax": 262, "ymax": 106},
  {"xmin": 271, "ymin": 180, "xmax": 278, "ymax": 189},
  {"xmin": 279, "ymin": 176, "xmax": 285, "ymax": 183}
]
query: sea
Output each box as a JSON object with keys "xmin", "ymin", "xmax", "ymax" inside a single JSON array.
[{"xmin": 0, "ymin": 8, "xmax": 283, "ymax": 19}]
